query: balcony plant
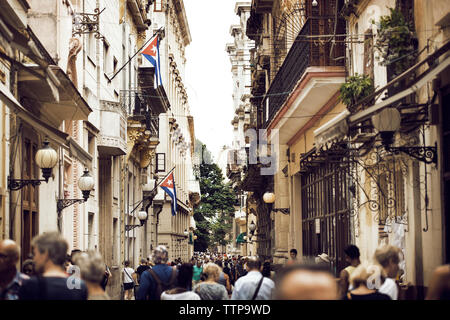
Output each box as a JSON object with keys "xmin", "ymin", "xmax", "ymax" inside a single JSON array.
[
  {"xmin": 340, "ymin": 74, "xmax": 375, "ymax": 112},
  {"xmin": 372, "ymin": 8, "xmax": 417, "ymax": 77}
]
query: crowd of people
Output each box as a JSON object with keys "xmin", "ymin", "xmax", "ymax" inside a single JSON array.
[{"xmin": 1, "ymin": 232, "xmax": 450, "ymax": 300}]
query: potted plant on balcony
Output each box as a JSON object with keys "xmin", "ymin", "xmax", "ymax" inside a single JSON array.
[
  {"xmin": 372, "ymin": 8, "xmax": 417, "ymax": 78},
  {"xmin": 340, "ymin": 73, "xmax": 375, "ymax": 113}
]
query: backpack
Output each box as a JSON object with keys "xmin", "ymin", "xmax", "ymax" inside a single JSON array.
[{"xmin": 147, "ymin": 267, "xmax": 177, "ymax": 300}]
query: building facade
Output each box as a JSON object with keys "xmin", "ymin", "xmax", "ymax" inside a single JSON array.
[
  {"xmin": 245, "ymin": 0, "xmax": 450, "ymax": 297},
  {"xmin": 226, "ymin": 1, "xmax": 258, "ymax": 257},
  {"xmin": 0, "ymin": 0, "xmax": 199, "ymax": 300}
]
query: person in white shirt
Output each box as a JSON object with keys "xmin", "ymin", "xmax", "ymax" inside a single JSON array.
[
  {"xmin": 123, "ymin": 260, "xmax": 136, "ymax": 300},
  {"xmin": 231, "ymin": 256, "xmax": 274, "ymax": 300},
  {"xmin": 373, "ymin": 245, "xmax": 402, "ymax": 300}
]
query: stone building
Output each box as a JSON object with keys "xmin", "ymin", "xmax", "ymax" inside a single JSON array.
[
  {"xmin": 245, "ymin": 0, "xmax": 450, "ymax": 298},
  {"xmin": 0, "ymin": 0, "xmax": 200, "ymax": 300},
  {"xmin": 225, "ymin": 1, "xmax": 258, "ymax": 257},
  {"xmin": 150, "ymin": 0, "xmax": 200, "ymax": 263}
]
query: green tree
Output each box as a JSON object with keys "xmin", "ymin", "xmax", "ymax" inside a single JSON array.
[{"xmin": 193, "ymin": 142, "xmax": 235, "ymax": 252}]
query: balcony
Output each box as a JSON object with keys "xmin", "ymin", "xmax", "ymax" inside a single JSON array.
[
  {"xmin": 127, "ymin": 0, "xmax": 149, "ymax": 31},
  {"xmin": 251, "ymin": 0, "xmax": 274, "ymax": 13},
  {"xmin": 262, "ymin": 17, "xmax": 345, "ymax": 130},
  {"xmin": 120, "ymin": 90, "xmax": 159, "ymax": 138},
  {"xmin": 98, "ymin": 100, "xmax": 127, "ymax": 156}
]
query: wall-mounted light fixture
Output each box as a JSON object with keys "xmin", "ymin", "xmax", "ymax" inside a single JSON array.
[
  {"xmin": 372, "ymin": 107, "xmax": 437, "ymax": 164},
  {"xmin": 263, "ymin": 192, "xmax": 290, "ymax": 214},
  {"xmin": 57, "ymin": 168, "xmax": 94, "ymax": 214},
  {"xmin": 9, "ymin": 139, "xmax": 57, "ymax": 191}
]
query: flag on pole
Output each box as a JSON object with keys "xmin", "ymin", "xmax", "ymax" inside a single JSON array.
[
  {"xmin": 141, "ymin": 34, "xmax": 163, "ymax": 87},
  {"xmin": 160, "ymin": 171, "xmax": 177, "ymax": 216}
]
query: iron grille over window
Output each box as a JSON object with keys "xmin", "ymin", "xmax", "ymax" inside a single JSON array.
[{"xmin": 301, "ymin": 148, "xmax": 351, "ymax": 275}]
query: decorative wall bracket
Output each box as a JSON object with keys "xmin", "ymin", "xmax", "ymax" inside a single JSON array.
[
  {"xmin": 272, "ymin": 208, "xmax": 290, "ymax": 215},
  {"xmin": 387, "ymin": 143, "xmax": 437, "ymax": 165},
  {"xmin": 125, "ymin": 220, "xmax": 145, "ymax": 232},
  {"xmin": 8, "ymin": 178, "xmax": 46, "ymax": 191},
  {"xmin": 72, "ymin": 8, "xmax": 105, "ymax": 39},
  {"xmin": 57, "ymin": 198, "xmax": 85, "ymax": 214}
]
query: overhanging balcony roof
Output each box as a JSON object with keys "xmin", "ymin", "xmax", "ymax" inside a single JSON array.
[
  {"xmin": 251, "ymin": 0, "xmax": 274, "ymax": 13},
  {"xmin": 127, "ymin": 0, "xmax": 148, "ymax": 31}
]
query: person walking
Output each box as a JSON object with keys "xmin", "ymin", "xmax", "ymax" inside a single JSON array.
[
  {"xmin": 338, "ymin": 245, "xmax": 361, "ymax": 298},
  {"xmin": 22, "ymin": 259, "xmax": 36, "ymax": 277},
  {"xmin": 136, "ymin": 259, "xmax": 150, "ymax": 284},
  {"xmin": 161, "ymin": 263, "xmax": 201, "ymax": 300},
  {"xmin": 215, "ymin": 260, "xmax": 232, "ymax": 295},
  {"xmin": 344, "ymin": 262, "xmax": 391, "ymax": 300},
  {"xmin": 74, "ymin": 251, "xmax": 110, "ymax": 300},
  {"xmin": 136, "ymin": 245, "xmax": 177, "ymax": 300},
  {"xmin": 287, "ymin": 249, "xmax": 298, "ymax": 265},
  {"xmin": 0, "ymin": 240, "xmax": 30, "ymax": 300},
  {"xmin": 223, "ymin": 261, "xmax": 233, "ymax": 285},
  {"xmin": 231, "ymin": 256, "xmax": 274, "ymax": 300},
  {"xmin": 18, "ymin": 232, "xmax": 88, "ymax": 300},
  {"xmin": 374, "ymin": 245, "xmax": 402, "ymax": 300},
  {"xmin": 192, "ymin": 260, "xmax": 203, "ymax": 286},
  {"xmin": 193, "ymin": 263, "xmax": 229, "ymax": 300},
  {"xmin": 123, "ymin": 260, "xmax": 136, "ymax": 300}
]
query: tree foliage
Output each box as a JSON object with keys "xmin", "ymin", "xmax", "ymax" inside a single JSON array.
[{"xmin": 193, "ymin": 142, "xmax": 236, "ymax": 252}]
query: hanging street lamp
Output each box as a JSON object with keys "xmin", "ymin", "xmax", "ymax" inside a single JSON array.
[
  {"xmin": 125, "ymin": 209, "xmax": 148, "ymax": 232},
  {"xmin": 8, "ymin": 139, "xmax": 58, "ymax": 190},
  {"xmin": 263, "ymin": 191, "xmax": 290, "ymax": 214},
  {"xmin": 57, "ymin": 168, "xmax": 94, "ymax": 214},
  {"xmin": 371, "ymin": 107, "xmax": 437, "ymax": 164}
]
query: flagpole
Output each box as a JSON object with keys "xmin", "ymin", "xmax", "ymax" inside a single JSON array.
[
  {"xmin": 108, "ymin": 27, "xmax": 163, "ymax": 81},
  {"xmin": 127, "ymin": 166, "xmax": 175, "ymax": 215}
]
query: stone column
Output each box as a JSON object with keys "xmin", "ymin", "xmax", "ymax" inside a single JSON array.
[{"xmin": 273, "ymin": 143, "xmax": 290, "ymax": 264}]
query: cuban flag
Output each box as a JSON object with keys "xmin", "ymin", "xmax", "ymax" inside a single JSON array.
[
  {"xmin": 160, "ymin": 171, "xmax": 177, "ymax": 216},
  {"xmin": 141, "ymin": 34, "xmax": 163, "ymax": 87}
]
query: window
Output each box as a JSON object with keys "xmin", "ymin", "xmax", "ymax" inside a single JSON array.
[
  {"xmin": 363, "ymin": 30, "xmax": 374, "ymax": 79},
  {"xmin": 154, "ymin": 0, "xmax": 163, "ymax": 12},
  {"xmin": 87, "ymin": 33, "xmax": 96, "ymax": 64},
  {"xmin": 103, "ymin": 41, "xmax": 110, "ymax": 74},
  {"xmin": 21, "ymin": 133, "xmax": 40, "ymax": 261},
  {"xmin": 113, "ymin": 57, "xmax": 118, "ymax": 73},
  {"xmin": 112, "ymin": 218, "xmax": 118, "ymax": 265},
  {"xmin": 88, "ymin": 132, "xmax": 95, "ymax": 156},
  {"xmin": 88, "ymin": 213, "xmax": 94, "ymax": 250},
  {"xmin": 156, "ymin": 153, "xmax": 166, "ymax": 172}
]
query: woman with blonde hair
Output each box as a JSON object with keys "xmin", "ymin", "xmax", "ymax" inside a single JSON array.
[
  {"xmin": 344, "ymin": 262, "xmax": 391, "ymax": 300},
  {"xmin": 193, "ymin": 263, "xmax": 229, "ymax": 300}
]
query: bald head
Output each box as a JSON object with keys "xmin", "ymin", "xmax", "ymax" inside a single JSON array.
[
  {"xmin": 276, "ymin": 265, "xmax": 338, "ymax": 300},
  {"xmin": 0, "ymin": 239, "xmax": 20, "ymax": 272}
]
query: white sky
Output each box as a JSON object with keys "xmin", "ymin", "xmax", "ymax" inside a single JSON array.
[{"xmin": 184, "ymin": 0, "xmax": 240, "ymax": 161}]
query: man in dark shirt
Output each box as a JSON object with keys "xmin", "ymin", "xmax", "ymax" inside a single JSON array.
[
  {"xmin": 136, "ymin": 246, "xmax": 177, "ymax": 300},
  {"xmin": 136, "ymin": 259, "xmax": 150, "ymax": 284},
  {"xmin": 0, "ymin": 240, "xmax": 29, "ymax": 300},
  {"xmin": 19, "ymin": 232, "xmax": 87, "ymax": 300}
]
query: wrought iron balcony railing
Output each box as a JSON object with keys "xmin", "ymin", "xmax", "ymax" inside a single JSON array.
[
  {"xmin": 262, "ymin": 17, "xmax": 345, "ymax": 128},
  {"xmin": 120, "ymin": 90, "xmax": 159, "ymax": 137}
]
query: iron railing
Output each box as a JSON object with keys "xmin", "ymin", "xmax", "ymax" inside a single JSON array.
[
  {"xmin": 262, "ymin": 17, "xmax": 345, "ymax": 127},
  {"xmin": 120, "ymin": 89, "xmax": 159, "ymax": 137},
  {"xmin": 301, "ymin": 146, "xmax": 352, "ymax": 276}
]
